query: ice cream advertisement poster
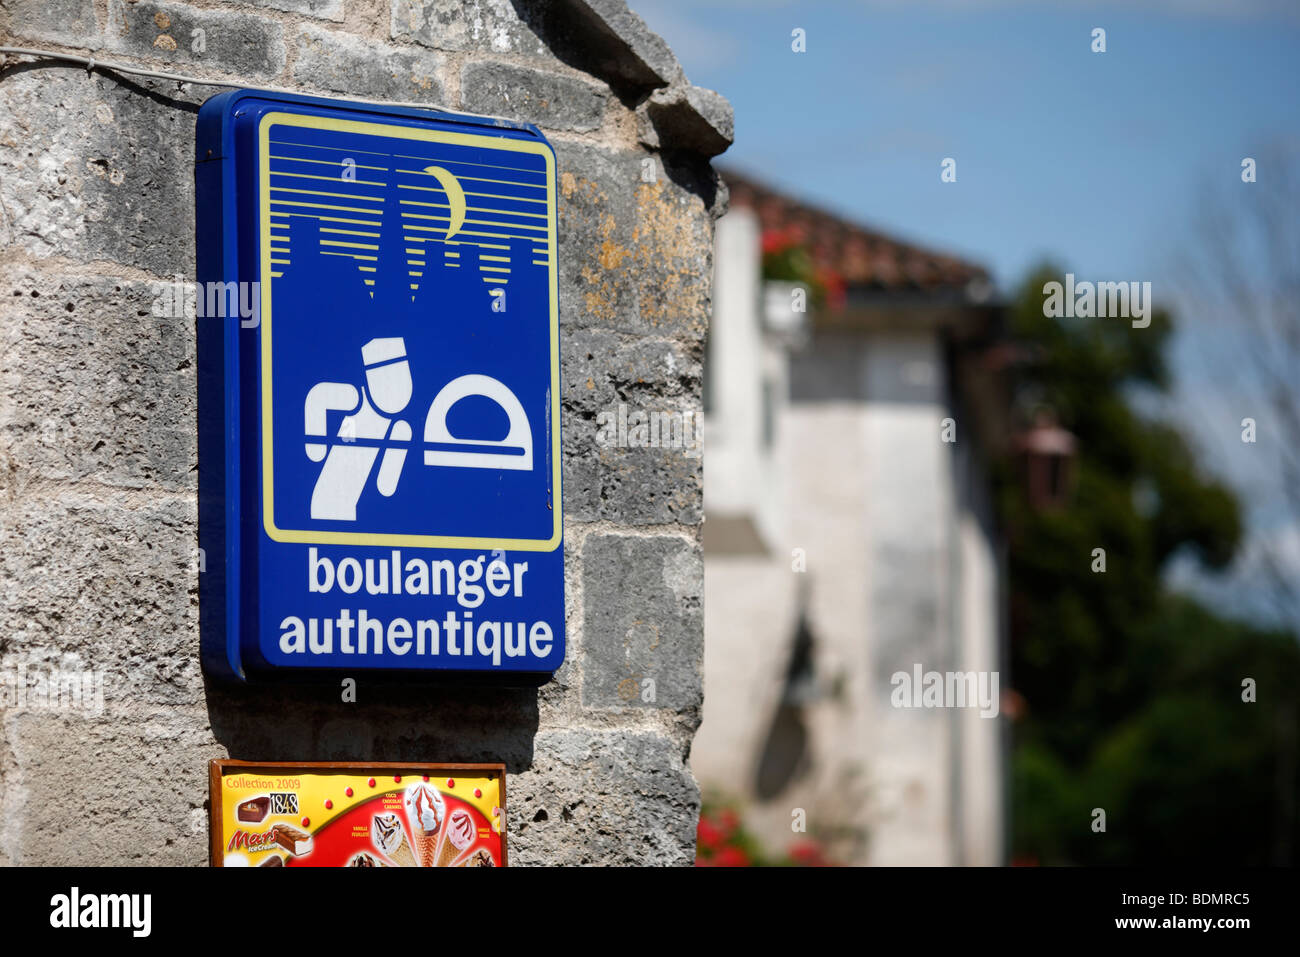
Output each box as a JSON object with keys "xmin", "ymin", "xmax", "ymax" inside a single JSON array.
[{"xmin": 210, "ymin": 761, "xmax": 505, "ymax": 867}]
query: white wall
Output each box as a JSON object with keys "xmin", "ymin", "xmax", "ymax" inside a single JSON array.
[
  {"xmin": 697, "ymin": 215, "xmax": 1005, "ymax": 865},
  {"xmin": 703, "ymin": 209, "xmax": 785, "ymax": 549},
  {"xmin": 956, "ymin": 444, "xmax": 1006, "ymax": 866}
]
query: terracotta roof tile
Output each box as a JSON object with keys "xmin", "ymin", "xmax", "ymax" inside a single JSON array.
[{"xmin": 725, "ymin": 169, "xmax": 989, "ymax": 293}]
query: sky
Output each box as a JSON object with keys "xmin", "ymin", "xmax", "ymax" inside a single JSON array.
[
  {"xmin": 633, "ymin": 0, "xmax": 1300, "ymax": 627},
  {"xmin": 633, "ymin": 0, "xmax": 1299, "ymax": 289}
]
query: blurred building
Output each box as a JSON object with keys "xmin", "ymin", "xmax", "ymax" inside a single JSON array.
[{"xmin": 695, "ymin": 172, "xmax": 1010, "ymax": 865}]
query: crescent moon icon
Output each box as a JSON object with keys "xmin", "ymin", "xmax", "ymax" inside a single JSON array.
[{"xmin": 423, "ymin": 165, "xmax": 466, "ymax": 241}]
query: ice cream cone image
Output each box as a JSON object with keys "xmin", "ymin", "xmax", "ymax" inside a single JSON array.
[
  {"xmin": 436, "ymin": 808, "xmax": 476, "ymax": 867},
  {"xmin": 416, "ymin": 830, "xmax": 439, "ymax": 867},
  {"xmin": 370, "ymin": 813, "xmax": 416, "ymax": 867},
  {"xmin": 403, "ymin": 781, "xmax": 445, "ymax": 867}
]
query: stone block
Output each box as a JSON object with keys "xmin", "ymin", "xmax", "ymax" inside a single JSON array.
[
  {"xmin": 231, "ymin": 0, "xmax": 343, "ymax": 23},
  {"xmin": 460, "ymin": 59, "xmax": 606, "ymax": 132},
  {"xmin": 390, "ymin": 0, "xmax": 547, "ymax": 57},
  {"xmin": 292, "ymin": 25, "xmax": 444, "ymax": 104},
  {"xmin": 555, "ymin": 142, "xmax": 714, "ymax": 341},
  {"xmin": 637, "ymin": 85, "xmax": 735, "ymax": 158},
  {"xmin": 0, "ymin": 69, "xmax": 204, "ymax": 276},
  {"xmin": 2, "ymin": 707, "xmax": 220, "ymax": 864},
  {"xmin": 0, "ymin": 0, "xmax": 101, "ymax": 48},
  {"xmin": 508, "ymin": 730, "xmax": 699, "ymax": 864},
  {"xmin": 581, "ymin": 534, "xmax": 702, "ymax": 709},
  {"xmin": 0, "ymin": 494, "xmax": 201, "ymax": 707},
  {"xmin": 0, "ymin": 269, "xmax": 196, "ymax": 493},
  {"xmin": 104, "ymin": 0, "xmax": 286, "ymax": 79}
]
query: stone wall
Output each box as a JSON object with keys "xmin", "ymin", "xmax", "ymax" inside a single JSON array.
[{"xmin": 0, "ymin": 0, "xmax": 730, "ymax": 865}]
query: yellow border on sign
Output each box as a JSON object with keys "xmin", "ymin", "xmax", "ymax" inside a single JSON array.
[{"xmin": 258, "ymin": 111, "xmax": 562, "ymax": 552}]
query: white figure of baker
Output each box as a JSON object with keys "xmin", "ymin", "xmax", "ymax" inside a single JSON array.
[{"xmin": 304, "ymin": 337, "xmax": 413, "ymax": 521}]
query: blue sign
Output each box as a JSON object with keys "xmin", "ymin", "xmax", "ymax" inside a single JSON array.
[{"xmin": 196, "ymin": 90, "xmax": 563, "ymax": 683}]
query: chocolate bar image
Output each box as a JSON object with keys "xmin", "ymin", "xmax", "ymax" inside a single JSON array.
[
  {"xmin": 259, "ymin": 854, "xmax": 284, "ymax": 867},
  {"xmin": 270, "ymin": 823, "xmax": 313, "ymax": 857},
  {"xmin": 237, "ymin": 796, "xmax": 270, "ymax": 823}
]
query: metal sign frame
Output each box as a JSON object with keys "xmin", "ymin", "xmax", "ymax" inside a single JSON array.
[{"xmin": 196, "ymin": 89, "xmax": 564, "ymax": 685}]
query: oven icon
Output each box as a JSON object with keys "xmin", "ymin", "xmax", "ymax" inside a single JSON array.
[{"xmin": 423, "ymin": 374, "xmax": 534, "ymax": 472}]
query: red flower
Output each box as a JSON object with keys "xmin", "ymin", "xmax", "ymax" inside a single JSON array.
[
  {"xmin": 788, "ymin": 840, "xmax": 829, "ymax": 866},
  {"xmin": 712, "ymin": 845, "xmax": 751, "ymax": 868},
  {"xmin": 815, "ymin": 267, "xmax": 847, "ymax": 313},
  {"xmin": 696, "ymin": 815, "xmax": 724, "ymax": 853},
  {"xmin": 762, "ymin": 229, "xmax": 795, "ymax": 256}
]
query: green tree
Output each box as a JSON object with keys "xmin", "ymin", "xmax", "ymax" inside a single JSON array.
[{"xmin": 1004, "ymin": 265, "xmax": 1300, "ymax": 865}]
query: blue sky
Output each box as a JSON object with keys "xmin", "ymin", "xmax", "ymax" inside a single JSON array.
[
  {"xmin": 634, "ymin": 0, "xmax": 1300, "ymax": 626},
  {"xmin": 634, "ymin": 0, "xmax": 1299, "ymax": 289}
]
